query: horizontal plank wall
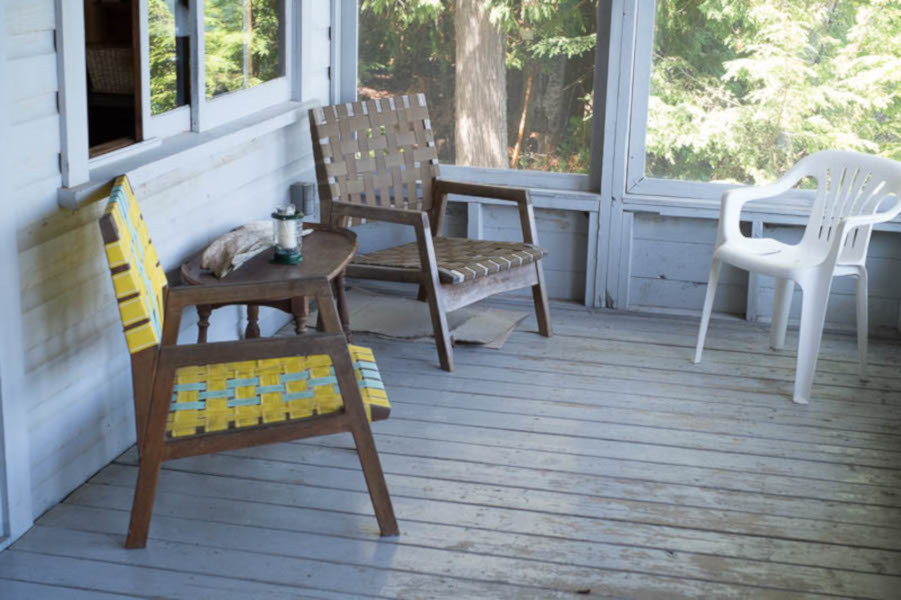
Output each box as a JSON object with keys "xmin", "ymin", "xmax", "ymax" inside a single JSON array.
[
  {"xmin": 9, "ymin": 0, "xmax": 326, "ymax": 520},
  {"xmin": 752, "ymin": 227, "xmax": 901, "ymax": 335},
  {"xmin": 629, "ymin": 215, "xmax": 748, "ymax": 315},
  {"xmin": 616, "ymin": 208, "xmax": 901, "ymax": 336},
  {"xmin": 478, "ymin": 205, "xmax": 589, "ymax": 301}
]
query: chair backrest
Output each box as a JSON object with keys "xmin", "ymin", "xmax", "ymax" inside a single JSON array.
[
  {"xmin": 309, "ymin": 94, "xmax": 441, "ymax": 226},
  {"xmin": 99, "ymin": 176, "xmax": 168, "ymax": 354},
  {"xmin": 797, "ymin": 150, "xmax": 901, "ymax": 263}
]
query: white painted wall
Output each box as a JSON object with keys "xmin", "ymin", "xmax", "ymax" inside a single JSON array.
[
  {"xmin": 0, "ymin": 0, "xmax": 36, "ymax": 550},
  {"xmin": 1, "ymin": 0, "xmax": 332, "ymax": 538},
  {"xmin": 619, "ymin": 211, "xmax": 901, "ymax": 335}
]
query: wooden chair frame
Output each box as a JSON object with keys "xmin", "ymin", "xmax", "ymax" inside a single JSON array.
[
  {"xmin": 310, "ymin": 96, "xmax": 552, "ymax": 371},
  {"xmin": 100, "ymin": 198, "xmax": 398, "ymax": 547},
  {"xmin": 123, "ymin": 277, "xmax": 397, "ymax": 547}
]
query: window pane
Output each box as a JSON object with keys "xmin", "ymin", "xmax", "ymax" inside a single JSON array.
[
  {"xmin": 149, "ymin": 0, "xmax": 190, "ymax": 115},
  {"xmin": 646, "ymin": 1, "xmax": 901, "ymax": 185},
  {"xmin": 84, "ymin": 0, "xmax": 140, "ymax": 154},
  {"xmin": 358, "ymin": 1, "xmax": 597, "ymax": 173},
  {"xmin": 205, "ymin": 0, "xmax": 284, "ymax": 99}
]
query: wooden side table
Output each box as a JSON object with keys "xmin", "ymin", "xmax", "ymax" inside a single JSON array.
[{"xmin": 180, "ymin": 224, "xmax": 357, "ymax": 342}]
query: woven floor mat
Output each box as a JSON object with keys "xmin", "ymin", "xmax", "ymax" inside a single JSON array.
[{"xmin": 282, "ymin": 286, "xmax": 528, "ymax": 349}]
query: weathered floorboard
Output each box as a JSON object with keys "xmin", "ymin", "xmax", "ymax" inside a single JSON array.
[{"xmin": 2, "ymin": 301, "xmax": 900, "ymax": 598}]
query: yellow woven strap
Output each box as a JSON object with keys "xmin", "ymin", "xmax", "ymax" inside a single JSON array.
[
  {"xmin": 167, "ymin": 345, "xmax": 390, "ymax": 438},
  {"xmin": 100, "ymin": 176, "xmax": 168, "ymax": 353}
]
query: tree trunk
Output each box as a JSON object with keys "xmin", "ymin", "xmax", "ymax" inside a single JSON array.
[
  {"xmin": 540, "ymin": 55, "xmax": 568, "ymax": 143},
  {"xmin": 454, "ymin": 0, "xmax": 507, "ymax": 168}
]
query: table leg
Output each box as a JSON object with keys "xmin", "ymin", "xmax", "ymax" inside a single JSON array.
[
  {"xmin": 245, "ymin": 304, "xmax": 261, "ymax": 338},
  {"xmin": 196, "ymin": 305, "xmax": 212, "ymax": 343},
  {"xmin": 291, "ymin": 297, "xmax": 309, "ymax": 334},
  {"xmin": 335, "ymin": 273, "xmax": 352, "ymax": 342}
]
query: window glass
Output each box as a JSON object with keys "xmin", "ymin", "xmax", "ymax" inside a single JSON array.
[
  {"xmin": 205, "ymin": 0, "xmax": 284, "ymax": 98},
  {"xmin": 358, "ymin": 0, "xmax": 597, "ymax": 173},
  {"xmin": 84, "ymin": 0, "xmax": 140, "ymax": 155},
  {"xmin": 149, "ymin": 0, "xmax": 191, "ymax": 115},
  {"xmin": 646, "ymin": 0, "xmax": 901, "ymax": 185}
]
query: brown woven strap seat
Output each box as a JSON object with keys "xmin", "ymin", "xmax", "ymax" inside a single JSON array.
[{"xmin": 353, "ymin": 237, "xmax": 547, "ymax": 284}]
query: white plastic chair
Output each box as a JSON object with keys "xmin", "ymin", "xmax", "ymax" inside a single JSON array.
[{"xmin": 694, "ymin": 151, "xmax": 901, "ymax": 404}]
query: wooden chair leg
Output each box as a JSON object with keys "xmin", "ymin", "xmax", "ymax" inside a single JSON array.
[
  {"xmin": 125, "ymin": 448, "xmax": 164, "ymax": 548},
  {"xmin": 416, "ymin": 285, "xmax": 428, "ymax": 302},
  {"xmin": 334, "ymin": 273, "xmax": 352, "ymax": 342},
  {"xmin": 532, "ymin": 262, "xmax": 552, "ymax": 337},
  {"xmin": 125, "ymin": 363, "xmax": 175, "ymax": 549},
  {"xmin": 423, "ymin": 278, "xmax": 454, "ymax": 371},
  {"xmin": 291, "ymin": 297, "xmax": 309, "ymax": 334},
  {"xmin": 413, "ymin": 219, "xmax": 454, "ymax": 371},
  {"xmin": 329, "ymin": 334, "xmax": 398, "ymax": 536},
  {"xmin": 351, "ymin": 422, "xmax": 399, "ymax": 536}
]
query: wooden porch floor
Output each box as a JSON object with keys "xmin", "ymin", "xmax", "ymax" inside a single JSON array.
[{"xmin": 2, "ymin": 298, "xmax": 901, "ymax": 599}]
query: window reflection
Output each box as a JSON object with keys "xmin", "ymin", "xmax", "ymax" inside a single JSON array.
[
  {"xmin": 149, "ymin": 0, "xmax": 190, "ymax": 115},
  {"xmin": 205, "ymin": 0, "xmax": 284, "ymax": 99}
]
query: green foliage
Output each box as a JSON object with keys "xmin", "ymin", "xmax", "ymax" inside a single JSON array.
[
  {"xmin": 648, "ymin": 0, "xmax": 901, "ymax": 184},
  {"xmin": 205, "ymin": 0, "xmax": 282, "ymax": 98},
  {"xmin": 359, "ymin": 0, "xmax": 597, "ymax": 172},
  {"xmin": 362, "ymin": 1, "xmax": 898, "ymax": 180},
  {"xmin": 486, "ymin": 0, "xmax": 595, "ymax": 69},
  {"xmin": 149, "ymin": 0, "xmax": 178, "ymax": 114},
  {"xmin": 150, "ymin": 0, "xmax": 283, "ymax": 111}
]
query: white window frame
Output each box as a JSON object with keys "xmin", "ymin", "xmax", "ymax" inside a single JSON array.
[
  {"xmin": 619, "ymin": 0, "xmax": 737, "ymax": 203},
  {"xmin": 57, "ymin": 0, "xmax": 297, "ymax": 189},
  {"xmin": 351, "ymin": 0, "xmax": 601, "ymax": 194},
  {"xmin": 614, "ymin": 0, "xmax": 836, "ymax": 210}
]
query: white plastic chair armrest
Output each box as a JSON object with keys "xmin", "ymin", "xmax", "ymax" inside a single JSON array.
[
  {"xmin": 843, "ymin": 196, "xmax": 901, "ymax": 229},
  {"xmin": 828, "ymin": 196, "xmax": 901, "ymax": 262},
  {"xmin": 719, "ymin": 161, "xmax": 811, "ymax": 243}
]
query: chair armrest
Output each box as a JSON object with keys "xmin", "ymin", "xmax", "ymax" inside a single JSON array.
[
  {"xmin": 331, "ymin": 201, "xmax": 426, "ymax": 226},
  {"xmin": 842, "ymin": 196, "xmax": 901, "ymax": 229},
  {"xmin": 828, "ymin": 196, "xmax": 901, "ymax": 259},
  {"xmin": 719, "ymin": 160, "xmax": 812, "ymax": 243},
  {"xmin": 434, "ymin": 178, "xmax": 539, "ymax": 244},
  {"xmin": 166, "ymin": 278, "xmax": 331, "ymax": 309},
  {"xmin": 434, "ymin": 178, "xmax": 530, "ymax": 205},
  {"xmin": 158, "ymin": 332, "xmax": 348, "ymax": 370}
]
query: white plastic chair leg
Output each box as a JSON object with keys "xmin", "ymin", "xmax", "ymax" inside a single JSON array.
[
  {"xmin": 855, "ymin": 267, "xmax": 869, "ymax": 381},
  {"xmin": 792, "ymin": 278, "xmax": 832, "ymax": 405},
  {"xmin": 769, "ymin": 278, "xmax": 795, "ymax": 350},
  {"xmin": 693, "ymin": 258, "xmax": 721, "ymax": 364}
]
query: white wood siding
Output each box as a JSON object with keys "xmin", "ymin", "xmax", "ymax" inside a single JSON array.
[
  {"xmin": 1, "ymin": 0, "xmax": 36, "ymax": 549},
  {"xmin": 629, "ymin": 215, "xmax": 748, "ymax": 315},
  {"xmin": 617, "ymin": 212, "xmax": 901, "ymax": 334},
  {"xmin": 752, "ymin": 226, "xmax": 901, "ymax": 334},
  {"xmin": 7, "ymin": 0, "xmax": 328, "ymax": 520},
  {"xmin": 479, "ymin": 205, "xmax": 589, "ymax": 301}
]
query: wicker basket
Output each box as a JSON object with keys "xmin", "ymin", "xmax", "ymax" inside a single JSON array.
[{"xmin": 86, "ymin": 44, "xmax": 134, "ymax": 95}]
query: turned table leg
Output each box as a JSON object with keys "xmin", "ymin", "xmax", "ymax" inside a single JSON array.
[
  {"xmin": 196, "ymin": 305, "xmax": 212, "ymax": 343},
  {"xmin": 335, "ymin": 273, "xmax": 352, "ymax": 342},
  {"xmin": 291, "ymin": 297, "xmax": 309, "ymax": 334},
  {"xmin": 245, "ymin": 304, "xmax": 261, "ymax": 338}
]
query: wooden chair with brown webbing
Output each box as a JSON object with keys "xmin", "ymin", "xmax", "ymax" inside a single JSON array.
[
  {"xmin": 309, "ymin": 94, "xmax": 552, "ymax": 371},
  {"xmin": 99, "ymin": 176, "xmax": 398, "ymax": 548}
]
